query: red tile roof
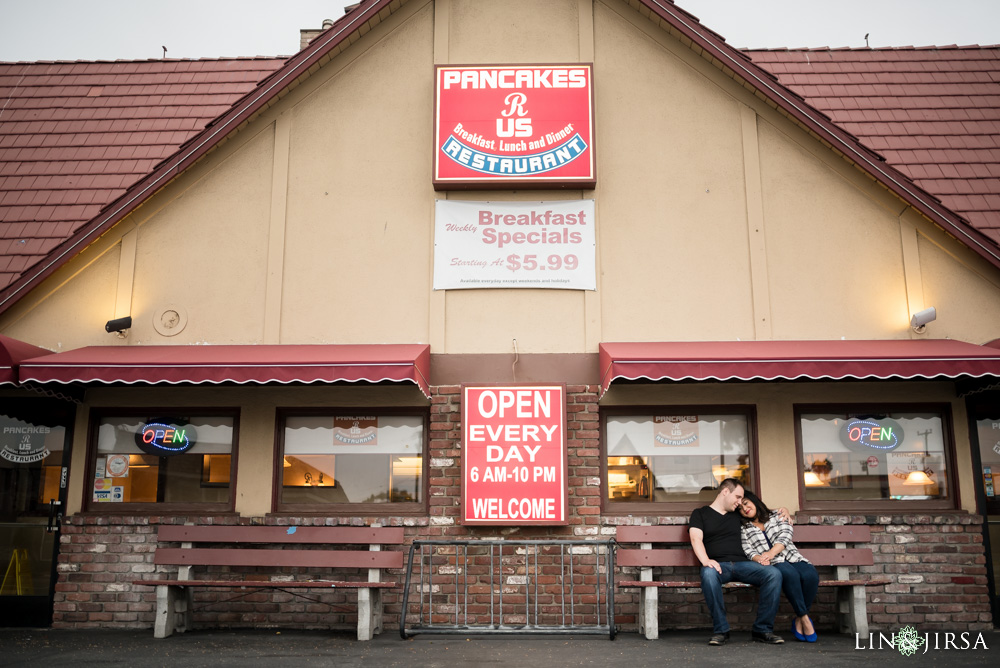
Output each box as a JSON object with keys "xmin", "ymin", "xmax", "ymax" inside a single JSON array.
[
  {"xmin": 746, "ymin": 46, "xmax": 1000, "ymax": 246},
  {"xmin": 0, "ymin": 57, "xmax": 285, "ymax": 291}
]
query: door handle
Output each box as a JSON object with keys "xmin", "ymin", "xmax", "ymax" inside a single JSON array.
[{"xmin": 46, "ymin": 498, "xmax": 63, "ymax": 533}]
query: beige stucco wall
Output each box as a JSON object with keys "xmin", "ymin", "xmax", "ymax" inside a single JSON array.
[
  {"xmin": 594, "ymin": 2, "xmax": 756, "ymax": 342},
  {"xmin": 127, "ymin": 127, "xmax": 276, "ymax": 345},
  {"xmin": 1, "ymin": 239, "xmax": 121, "ymax": 351},
  {"xmin": 757, "ymin": 117, "xmax": 912, "ymax": 339},
  {"xmin": 1, "ymin": 0, "xmax": 999, "ymax": 518},
  {"xmin": 448, "ymin": 0, "xmax": 582, "ymax": 63},
  {"xmin": 280, "ymin": 1, "xmax": 435, "ymax": 345},
  {"xmin": 918, "ymin": 231, "xmax": 1000, "ymax": 344}
]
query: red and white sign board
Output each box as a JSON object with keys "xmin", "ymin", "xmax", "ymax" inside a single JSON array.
[
  {"xmin": 462, "ymin": 385, "xmax": 567, "ymax": 525},
  {"xmin": 434, "ymin": 64, "xmax": 596, "ymax": 189}
]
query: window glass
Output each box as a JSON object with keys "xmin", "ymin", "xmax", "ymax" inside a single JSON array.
[
  {"xmin": 0, "ymin": 410, "xmax": 66, "ymax": 517},
  {"xmin": 798, "ymin": 410, "xmax": 949, "ymax": 502},
  {"xmin": 281, "ymin": 414, "xmax": 424, "ymax": 506},
  {"xmin": 91, "ymin": 415, "xmax": 235, "ymax": 506},
  {"xmin": 605, "ymin": 412, "xmax": 751, "ymax": 505}
]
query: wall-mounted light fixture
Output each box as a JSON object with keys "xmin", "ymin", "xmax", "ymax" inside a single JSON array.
[
  {"xmin": 105, "ymin": 316, "xmax": 133, "ymax": 337},
  {"xmin": 910, "ymin": 307, "xmax": 937, "ymax": 333}
]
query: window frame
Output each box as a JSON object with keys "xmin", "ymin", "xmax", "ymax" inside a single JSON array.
[
  {"xmin": 273, "ymin": 407, "xmax": 429, "ymax": 516},
  {"xmin": 794, "ymin": 402, "xmax": 959, "ymax": 511},
  {"xmin": 600, "ymin": 404, "xmax": 760, "ymax": 515},
  {"xmin": 83, "ymin": 407, "xmax": 240, "ymax": 514}
]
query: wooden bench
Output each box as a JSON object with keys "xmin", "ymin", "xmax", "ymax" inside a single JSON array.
[
  {"xmin": 616, "ymin": 524, "xmax": 889, "ymax": 640},
  {"xmin": 132, "ymin": 525, "xmax": 404, "ymax": 640}
]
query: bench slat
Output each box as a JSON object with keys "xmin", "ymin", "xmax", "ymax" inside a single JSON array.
[
  {"xmin": 617, "ymin": 548, "xmax": 698, "ymax": 567},
  {"xmin": 616, "ymin": 526, "xmax": 689, "ymax": 543},
  {"xmin": 792, "ymin": 525, "xmax": 872, "ymax": 542},
  {"xmin": 618, "ymin": 548, "xmax": 874, "ymax": 568},
  {"xmin": 616, "ymin": 524, "xmax": 872, "ymax": 545},
  {"xmin": 618, "ymin": 579, "xmax": 888, "ymax": 589},
  {"xmin": 156, "ymin": 525, "xmax": 404, "ymax": 545},
  {"xmin": 153, "ymin": 547, "xmax": 404, "ymax": 569},
  {"xmin": 618, "ymin": 580, "xmax": 751, "ymax": 588},
  {"xmin": 799, "ymin": 548, "xmax": 874, "ymax": 566},
  {"xmin": 133, "ymin": 579, "xmax": 397, "ymax": 589}
]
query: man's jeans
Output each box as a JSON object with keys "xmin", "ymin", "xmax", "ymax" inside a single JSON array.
[{"xmin": 700, "ymin": 561, "xmax": 782, "ymax": 634}]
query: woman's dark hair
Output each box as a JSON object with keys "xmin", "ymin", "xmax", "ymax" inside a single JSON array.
[{"xmin": 741, "ymin": 489, "xmax": 772, "ymax": 523}]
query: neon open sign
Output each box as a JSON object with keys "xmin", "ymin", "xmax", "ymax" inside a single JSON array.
[
  {"xmin": 134, "ymin": 420, "xmax": 196, "ymax": 456},
  {"xmin": 839, "ymin": 418, "xmax": 903, "ymax": 452}
]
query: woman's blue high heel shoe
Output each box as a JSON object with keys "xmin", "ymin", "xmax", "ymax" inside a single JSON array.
[
  {"xmin": 803, "ymin": 616, "xmax": 818, "ymax": 643},
  {"xmin": 792, "ymin": 620, "xmax": 806, "ymax": 642}
]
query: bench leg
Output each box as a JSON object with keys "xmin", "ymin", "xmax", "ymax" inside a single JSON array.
[
  {"xmin": 175, "ymin": 586, "xmax": 194, "ymax": 634},
  {"xmin": 372, "ymin": 588, "xmax": 384, "ymax": 636},
  {"xmin": 357, "ymin": 587, "xmax": 374, "ymax": 641},
  {"xmin": 641, "ymin": 587, "xmax": 659, "ymax": 640},
  {"xmin": 154, "ymin": 585, "xmax": 177, "ymax": 639},
  {"xmin": 837, "ymin": 585, "xmax": 868, "ymax": 637}
]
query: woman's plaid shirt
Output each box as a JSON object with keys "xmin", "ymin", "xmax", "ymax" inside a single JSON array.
[{"xmin": 740, "ymin": 511, "xmax": 809, "ymax": 564}]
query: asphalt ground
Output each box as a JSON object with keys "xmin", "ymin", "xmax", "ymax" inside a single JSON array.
[{"xmin": 1, "ymin": 628, "xmax": 999, "ymax": 668}]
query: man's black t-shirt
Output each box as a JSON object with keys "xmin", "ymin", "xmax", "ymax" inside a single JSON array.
[{"xmin": 689, "ymin": 506, "xmax": 747, "ymax": 563}]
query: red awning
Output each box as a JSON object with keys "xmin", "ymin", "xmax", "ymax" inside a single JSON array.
[
  {"xmin": 0, "ymin": 334, "xmax": 53, "ymax": 385},
  {"xmin": 599, "ymin": 339, "xmax": 1000, "ymax": 396},
  {"xmin": 19, "ymin": 343, "xmax": 431, "ymax": 397}
]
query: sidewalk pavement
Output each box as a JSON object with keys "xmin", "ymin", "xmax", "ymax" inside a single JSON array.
[{"xmin": 1, "ymin": 627, "xmax": 998, "ymax": 668}]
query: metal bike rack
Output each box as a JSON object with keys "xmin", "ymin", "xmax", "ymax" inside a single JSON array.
[{"xmin": 400, "ymin": 539, "xmax": 615, "ymax": 639}]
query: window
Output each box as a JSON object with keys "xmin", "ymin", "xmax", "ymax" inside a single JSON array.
[
  {"xmin": 277, "ymin": 411, "xmax": 426, "ymax": 512},
  {"xmin": 796, "ymin": 406, "xmax": 953, "ymax": 509},
  {"xmin": 88, "ymin": 412, "xmax": 237, "ymax": 510},
  {"xmin": 603, "ymin": 407, "xmax": 755, "ymax": 510}
]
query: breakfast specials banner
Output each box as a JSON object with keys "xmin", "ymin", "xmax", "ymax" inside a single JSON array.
[
  {"xmin": 434, "ymin": 64, "xmax": 596, "ymax": 189},
  {"xmin": 434, "ymin": 199, "xmax": 596, "ymax": 290}
]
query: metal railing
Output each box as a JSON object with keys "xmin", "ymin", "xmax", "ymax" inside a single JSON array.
[{"xmin": 400, "ymin": 539, "xmax": 615, "ymax": 639}]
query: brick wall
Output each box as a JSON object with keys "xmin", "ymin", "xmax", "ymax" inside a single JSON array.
[{"xmin": 52, "ymin": 385, "xmax": 994, "ymax": 633}]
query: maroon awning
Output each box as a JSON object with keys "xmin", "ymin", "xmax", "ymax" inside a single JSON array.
[
  {"xmin": 0, "ymin": 334, "xmax": 53, "ymax": 385},
  {"xmin": 19, "ymin": 343, "xmax": 431, "ymax": 397},
  {"xmin": 599, "ymin": 339, "xmax": 1000, "ymax": 396}
]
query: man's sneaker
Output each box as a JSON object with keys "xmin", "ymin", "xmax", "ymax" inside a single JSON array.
[
  {"xmin": 708, "ymin": 631, "xmax": 730, "ymax": 645},
  {"xmin": 751, "ymin": 631, "xmax": 785, "ymax": 644}
]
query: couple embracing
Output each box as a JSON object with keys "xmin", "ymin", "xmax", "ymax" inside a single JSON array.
[{"xmin": 689, "ymin": 477, "xmax": 819, "ymax": 646}]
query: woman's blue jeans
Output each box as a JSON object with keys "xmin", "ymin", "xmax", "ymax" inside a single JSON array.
[
  {"xmin": 699, "ymin": 561, "xmax": 782, "ymax": 634},
  {"xmin": 774, "ymin": 560, "xmax": 819, "ymax": 617}
]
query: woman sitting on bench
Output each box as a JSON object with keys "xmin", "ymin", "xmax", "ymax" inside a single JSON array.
[{"xmin": 739, "ymin": 490, "xmax": 820, "ymax": 643}]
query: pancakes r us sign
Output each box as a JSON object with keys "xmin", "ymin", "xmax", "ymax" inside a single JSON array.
[{"xmin": 434, "ymin": 65, "xmax": 596, "ymax": 189}]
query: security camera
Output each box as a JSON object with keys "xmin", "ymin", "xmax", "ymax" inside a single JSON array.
[
  {"xmin": 909, "ymin": 307, "xmax": 936, "ymax": 332},
  {"xmin": 105, "ymin": 316, "xmax": 133, "ymax": 333}
]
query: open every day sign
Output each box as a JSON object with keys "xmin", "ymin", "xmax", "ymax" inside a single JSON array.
[{"xmin": 462, "ymin": 385, "xmax": 567, "ymax": 525}]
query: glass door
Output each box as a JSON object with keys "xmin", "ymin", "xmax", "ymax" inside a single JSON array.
[
  {"xmin": 0, "ymin": 398, "xmax": 74, "ymax": 627},
  {"xmin": 973, "ymin": 409, "xmax": 1000, "ymax": 627}
]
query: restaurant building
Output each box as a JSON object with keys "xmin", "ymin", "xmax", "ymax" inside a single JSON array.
[{"xmin": 1, "ymin": 0, "xmax": 998, "ymax": 634}]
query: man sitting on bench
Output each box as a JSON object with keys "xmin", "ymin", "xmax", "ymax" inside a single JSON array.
[{"xmin": 689, "ymin": 478, "xmax": 784, "ymax": 646}]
